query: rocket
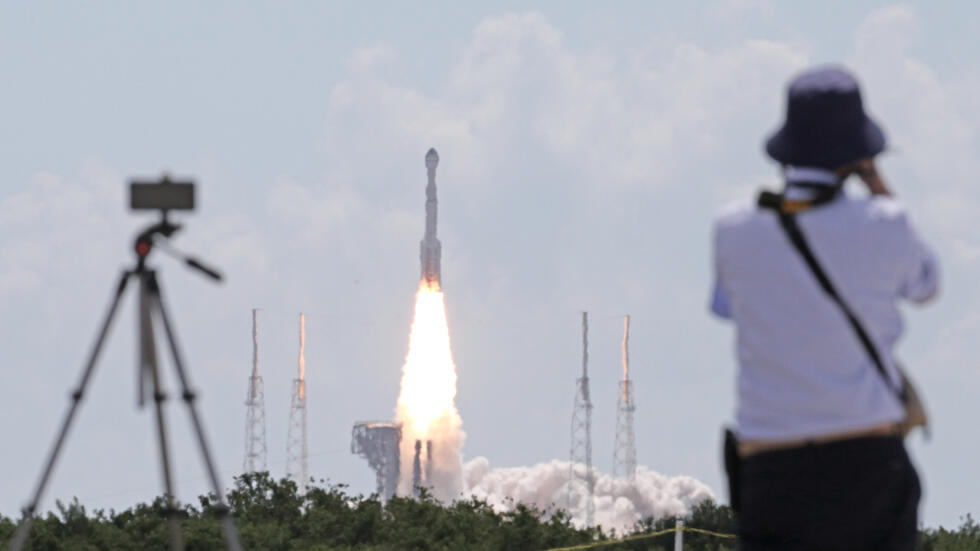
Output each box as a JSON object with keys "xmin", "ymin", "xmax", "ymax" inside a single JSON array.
[{"xmin": 420, "ymin": 148, "xmax": 442, "ymax": 286}]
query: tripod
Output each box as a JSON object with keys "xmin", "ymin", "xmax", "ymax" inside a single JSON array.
[{"xmin": 9, "ymin": 215, "xmax": 243, "ymax": 551}]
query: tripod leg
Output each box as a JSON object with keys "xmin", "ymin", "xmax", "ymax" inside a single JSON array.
[
  {"xmin": 9, "ymin": 271, "xmax": 131, "ymax": 551},
  {"xmin": 151, "ymin": 390, "xmax": 186, "ymax": 551},
  {"xmin": 142, "ymin": 274, "xmax": 186, "ymax": 551},
  {"xmin": 150, "ymin": 371, "xmax": 186, "ymax": 550},
  {"xmin": 147, "ymin": 272, "xmax": 244, "ymax": 551}
]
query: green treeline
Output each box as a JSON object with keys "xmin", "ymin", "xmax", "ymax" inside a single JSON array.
[{"xmin": 0, "ymin": 472, "xmax": 976, "ymax": 550}]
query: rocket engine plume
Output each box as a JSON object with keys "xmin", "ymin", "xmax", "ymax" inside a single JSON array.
[{"xmin": 395, "ymin": 148, "xmax": 464, "ymax": 499}]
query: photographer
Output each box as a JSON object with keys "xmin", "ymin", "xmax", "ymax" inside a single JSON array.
[{"xmin": 710, "ymin": 66, "xmax": 939, "ymax": 550}]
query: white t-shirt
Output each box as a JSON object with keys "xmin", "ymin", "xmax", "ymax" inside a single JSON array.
[{"xmin": 711, "ymin": 176, "xmax": 939, "ymax": 441}]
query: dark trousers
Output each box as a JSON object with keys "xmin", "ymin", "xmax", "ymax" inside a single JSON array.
[{"xmin": 737, "ymin": 435, "xmax": 920, "ymax": 551}]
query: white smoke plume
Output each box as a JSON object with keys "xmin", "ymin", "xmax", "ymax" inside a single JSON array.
[{"xmin": 463, "ymin": 457, "xmax": 715, "ymax": 533}]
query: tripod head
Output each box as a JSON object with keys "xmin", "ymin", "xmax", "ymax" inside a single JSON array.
[{"xmin": 130, "ymin": 175, "xmax": 222, "ymax": 282}]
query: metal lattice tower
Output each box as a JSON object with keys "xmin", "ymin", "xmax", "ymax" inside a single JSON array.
[
  {"xmin": 286, "ymin": 313, "xmax": 309, "ymax": 491},
  {"xmin": 569, "ymin": 311, "xmax": 595, "ymax": 527},
  {"xmin": 243, "ymin": 309, "xmax": 268, "ymax": 474},
  {"xmin": 351, "ymin": 421, "xmax": 402, "ymax": 500},
  {"xmin": 613, "ymin": 315, "xmax": 637, "ymax": 482}
]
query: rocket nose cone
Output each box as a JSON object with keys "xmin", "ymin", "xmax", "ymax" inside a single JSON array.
[{"xmin": 425, "ymin": 148, "xmax": 439, "ymax": 168}]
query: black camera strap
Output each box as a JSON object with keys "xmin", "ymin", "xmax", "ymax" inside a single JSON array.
[{"xmin": 757, "ymin": 190, "xmax": 902, "ymax": 398}]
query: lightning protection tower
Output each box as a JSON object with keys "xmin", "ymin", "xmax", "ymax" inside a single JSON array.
[
  {"xmin": 569, "ymin": 311, "xmax": 595, "ymax": 527},
  {"xmin": 243, "ymin": 309, "xmax": 268, "ymax": 473},
  {"xmin": 286, "ymin": 313, "xmax": 309, "ymax": 492},
  {"xmin": 613, "ymin": 315, "xmax": 637, "ymax": 482}
]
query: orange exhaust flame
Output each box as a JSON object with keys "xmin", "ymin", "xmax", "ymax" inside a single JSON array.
[{"xmin": 397, "ymin": 281, "xmax": 457, "ymax": 435}]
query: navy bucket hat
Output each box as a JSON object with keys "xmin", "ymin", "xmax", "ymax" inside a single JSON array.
[{"xmin": 765, "ymin": 66, "xmax": 886, "ymax": 169}]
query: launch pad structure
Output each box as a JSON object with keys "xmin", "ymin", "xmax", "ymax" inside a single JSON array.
[
  {"xmin": 410, "ymin": 439, "xmax": 435, "ymax": 497},
  {"xmin": 351, "ymin": 422, "xmax": 402, "ymax": 500}
]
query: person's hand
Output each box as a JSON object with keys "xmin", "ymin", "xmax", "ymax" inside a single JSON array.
[{"xmin": 842, "ymin": 158, "xmax": 892, "ymax": 196}]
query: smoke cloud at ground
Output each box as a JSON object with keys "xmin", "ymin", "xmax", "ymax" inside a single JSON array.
[
  {"xmin": 463, "ymin": 457, "xmax": 715, "ymax": 533},
  {"xmin": 396, "ymin": 411, "xmax": 466, "ymax": 500}
]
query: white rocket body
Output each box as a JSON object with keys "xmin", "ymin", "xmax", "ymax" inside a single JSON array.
[{"xmin": 420, "ymin": 148, "xmax": 441, "ymax": 286}]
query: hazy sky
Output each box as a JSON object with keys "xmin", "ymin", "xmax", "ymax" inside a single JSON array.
[{"xmin": 1, "ymin": 1, "xmax": 978, "ymax": 528}]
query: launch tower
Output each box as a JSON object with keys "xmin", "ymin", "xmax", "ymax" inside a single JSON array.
[
  {"xmin": 351, "ymin": 421, "xmax": 402, "ymax": 500},
  {"xmin": 286, "ymin": 313, "xmax": 309, "ymax": 491},
  {"xmin": 612, "ymin": 315, "xmax": 637, "ymax": 482},
  {"xmin": 243, "ymin": 309, "xmax": 268, "ymax": 473},
  {"xmin": 569, "ymin": 311, "xmax": 595, "ymax": 527}
]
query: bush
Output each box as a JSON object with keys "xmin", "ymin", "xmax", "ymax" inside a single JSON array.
[{"xmin": 1, "ymin": 475, "xmax": 974, "ymax": 551}]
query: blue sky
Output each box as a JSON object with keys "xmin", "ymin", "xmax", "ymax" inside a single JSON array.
[{"xmin": 1, "ymin": 1, "xmax": 977, "ymax": 529}]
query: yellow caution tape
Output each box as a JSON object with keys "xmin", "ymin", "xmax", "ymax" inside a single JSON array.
[
  {"xmin": 678, "ymin": 526, "xmax": 736, "ymax": 539},
  {"xmin": 544, "ymin": 525, "xmax": 736, "ymax": 551}
]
